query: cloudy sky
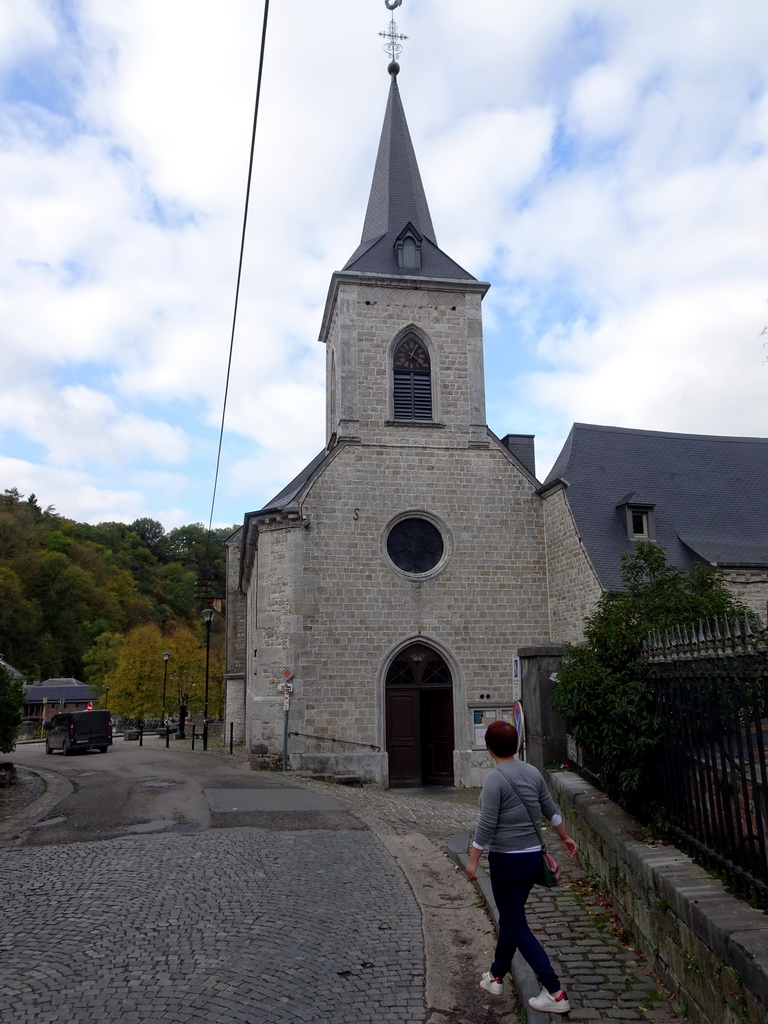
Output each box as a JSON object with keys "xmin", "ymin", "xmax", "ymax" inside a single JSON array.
[{"xmin": 2, "ymin": 0, "xmax": 767, "ymax": 530}]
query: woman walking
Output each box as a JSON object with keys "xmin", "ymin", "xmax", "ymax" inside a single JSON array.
[{"xmin": 466, "ymin": 720, "xmax": 578, "ymax": 1014}]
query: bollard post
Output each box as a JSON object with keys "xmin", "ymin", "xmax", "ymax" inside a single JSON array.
[
  {"xmin": 165, "ymin": 725, "xmax": 170, "ymax": 749},
  {"xmin": 203, "ymin": 720, "xmax": 208, "ymax": 752},
  {"xmin": 229, "ymin": 722, "xmax": 233, "ymax": 754},
  {"xmin": 191, "ymin": 724, "xmax": 195, "ymax": 750},
  {"xmin": 139, "ymin": 722, "xmax": 143, "ymax": 747}
]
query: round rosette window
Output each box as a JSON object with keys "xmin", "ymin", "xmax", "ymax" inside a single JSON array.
[{"xmin": 386, "ymin": 517, "xmax": 445, "ymax": 575}]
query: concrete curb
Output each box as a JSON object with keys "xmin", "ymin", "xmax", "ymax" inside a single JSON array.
[
  {"xmin": 446, "ymin": 832, "xmax": 551, "ymax": 1024},
  {"xmin": 0, "ymin": 765, "xmax": 73, "ymax": 840}
]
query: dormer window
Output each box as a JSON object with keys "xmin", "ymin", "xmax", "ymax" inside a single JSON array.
[
  {"xmin": 617, "ymin": 497, "xmax": 656, "ymax": 541},
  {"xmin": 395, "ymin": 224, "xmax": 422, "ymax": 271}
]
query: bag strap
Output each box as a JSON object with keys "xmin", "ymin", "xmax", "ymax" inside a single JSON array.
[{"xmin": 495, "ymin": 766, "xmax": 547, "ymax": 851}]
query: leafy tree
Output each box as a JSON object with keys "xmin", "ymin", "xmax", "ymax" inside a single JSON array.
[
  {"xmin": 552, "ymin": 542, "xmax": 747, "ymax": 817},
  {"xmin": 103, "ymin": 623, "xmax": 167, "ymax": 721},
  {"xmin": 129, "ymin": 518, "xmax": 169, "ymax": 561},
  {"xmin": 101, "ymin": 620, "xmax": 224, "ymax": 722},
  {"xmin": 0, "ymin": 663, "xmax": 25, "ymax": 753},
  {"xmin": 83, "ymin": 632, "xmax": 123, "ymax": 693}
]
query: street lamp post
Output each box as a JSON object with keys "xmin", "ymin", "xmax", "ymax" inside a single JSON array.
[
  {"xmin": 161, "ymin": 651, "xmax": 170, "ymax": 727},
  {"xmin": 201, "ymin": 607, "xmax": 214, "ymax": 751},
  {"xmin": 104, "ymin": 685, "xmax": 110, "ymax": 710}
]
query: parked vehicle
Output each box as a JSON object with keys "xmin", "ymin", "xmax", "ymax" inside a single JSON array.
[{"xmin": 45, "ymin": 710, "xmax": 112, "ymax": 755}]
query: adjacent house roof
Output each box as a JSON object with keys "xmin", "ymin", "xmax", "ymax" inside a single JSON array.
[
  {"xmin": 343, "ymin": 63, "xmax": 476, "ymax": 282},
  {"xmin": 541, "ymin": 423, "xmax": 768, "ymax": 591}
]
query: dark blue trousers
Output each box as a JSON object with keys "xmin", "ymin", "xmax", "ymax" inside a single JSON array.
[{"xmin": 488, "ymin": 850, "xmax": 561, "ymax": 992}]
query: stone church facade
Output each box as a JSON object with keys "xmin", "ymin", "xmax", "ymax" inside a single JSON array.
[{"xmin": 224, "ymin": 64, "xmax": 552, "ymax": 787}]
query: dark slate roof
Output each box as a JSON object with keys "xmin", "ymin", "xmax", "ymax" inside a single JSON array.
[
  {"xmin": 542, "ymin": 423, "xmax": 768, "ymax": 591},
  {"xmin": 343, "ymin": 66, "xmax": 476, "ymax": 282},
  {"xmin": 257, "ymin": 449, "xmax": 330, "ymax": 514},
  {"xmin": 0, "ymin": 657, "xmax": 24, "ymax": 679},
  {"xmin": 25, "ymin": 680, "xmax": 97, "ymax": 703}
]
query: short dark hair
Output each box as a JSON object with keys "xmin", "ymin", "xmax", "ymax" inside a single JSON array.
[{"xmin": 485, "ymin": 720, "xmax": 519, "ymax": 757}]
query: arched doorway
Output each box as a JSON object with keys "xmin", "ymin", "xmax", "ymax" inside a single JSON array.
[{"xmin": 385, "ymin": 643, "xmax": 455, "ymax": 787}]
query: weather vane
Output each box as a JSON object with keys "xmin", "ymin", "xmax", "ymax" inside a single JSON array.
[{"xmin": 380, "ymin": 0, "xmax": 407, "ymax": 65}]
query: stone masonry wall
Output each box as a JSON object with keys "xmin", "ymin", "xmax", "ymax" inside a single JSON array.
[
  {"xmin": 550, "ymin": 771, "xmax": 768, "ymax": 1024},
  {"xmin": 224, "ymin": 530, "xmax": 246, "ymax": 674},
  {"xmin": 723, "ymin": 568, "xmax": 768, "ymax": 620},
  {"xmin": 243, "ymin": 441, "xmax": 551, "ymax": 785},
  {"xmin": 542, "ymin": 485, "xmax": 603, "ymax": 643}
]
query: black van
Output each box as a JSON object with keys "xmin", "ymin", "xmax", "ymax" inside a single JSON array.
[{"xmin": 45, "ymin": 710, "xmax": 112, "ymax": 755}]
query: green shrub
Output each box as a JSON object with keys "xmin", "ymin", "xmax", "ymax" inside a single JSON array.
[
  {"xmin": 0, "ymin": 664, "xmax": 25, "ymax": 754},
  {"xmin": 552, "ymin": 543, "xmax": 747, "ymax": 816}
]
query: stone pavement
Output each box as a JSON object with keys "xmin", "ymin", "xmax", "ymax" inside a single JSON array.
[
  {"xmin": 295, "ymin": 772, "xmax": 684, "ymax": 1024},
  {"xmin": 1, "ymin": 745, "xmax": 684, "ymax": 1023}
]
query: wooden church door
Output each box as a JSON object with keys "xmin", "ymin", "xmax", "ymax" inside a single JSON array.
[{"xmin": 386, "ymin": 645, "xmax": 455, "ymax": 787}]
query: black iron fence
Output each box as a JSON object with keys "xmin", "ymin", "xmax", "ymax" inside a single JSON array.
[{"xmin": 646, "ymin": 615, "xmax": 768, "ymax": 902}]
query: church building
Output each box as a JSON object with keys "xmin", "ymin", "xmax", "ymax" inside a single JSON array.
[{"xmin": 223, "ymin": 58, "xmax": 553, "ymax": 787}]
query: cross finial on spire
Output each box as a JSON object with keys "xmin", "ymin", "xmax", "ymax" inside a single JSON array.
[{"xmin": 380, "ymin": 0, "xmax": 407, "ymax": 69}]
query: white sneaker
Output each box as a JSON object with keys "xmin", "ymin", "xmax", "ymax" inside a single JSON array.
[
  {"xmin": 528, "ymin": 987, "xmax": 571, "ymax": 1013},
  {"xmin": 479, "ymin": 971, "xmax": 503, "ymax": 995}
]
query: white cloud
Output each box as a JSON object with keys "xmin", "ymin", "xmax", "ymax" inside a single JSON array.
[
  {"xmin": 0, "ymin": 384, "xmax": 188, "ymax": 467},
  {"xmin": 1, "ymin": 0, "xmax": 768, "ymax": 525}
]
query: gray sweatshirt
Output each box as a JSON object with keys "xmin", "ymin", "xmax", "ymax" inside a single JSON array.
[{"xmin": 473, "ymin": 760, "xmax": 560, "ymax": 853}]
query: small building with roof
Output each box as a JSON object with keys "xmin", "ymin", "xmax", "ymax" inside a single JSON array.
[{"xmin": 22, "ymin": 677, "xmax": 98, "ymax": 736}]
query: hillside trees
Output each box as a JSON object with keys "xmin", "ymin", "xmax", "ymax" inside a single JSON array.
[{"xmin": 0, "ymin": 488, "xmax": 235, "ymax": 682}]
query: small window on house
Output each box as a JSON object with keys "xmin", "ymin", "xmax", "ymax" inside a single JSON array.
[
  {"xmin": 631, "ymin": 510, "xmax": 648, "ymax": 538},
  {"xmin": 393, "ymin": 335, "xmax": 432, "ymax": 420}
]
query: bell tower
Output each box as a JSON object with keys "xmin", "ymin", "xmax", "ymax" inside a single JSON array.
[{"xmin": 319, "ymin": 56, "xmax": 490, "ymax": 452}]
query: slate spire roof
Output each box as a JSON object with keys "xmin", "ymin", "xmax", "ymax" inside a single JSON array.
[{"xmin": 343, "ymin": 62, "xmax": 476, "ymax": 281}]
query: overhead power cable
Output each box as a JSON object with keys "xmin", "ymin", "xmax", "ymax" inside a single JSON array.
[{"xmin": 207, "ymin": 0, "xmax": 271, "ymax": 536}]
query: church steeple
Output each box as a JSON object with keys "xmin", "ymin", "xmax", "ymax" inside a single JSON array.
[{"xmin": 343, "ymin": 63, "xmax": 476, "ymax": 282}]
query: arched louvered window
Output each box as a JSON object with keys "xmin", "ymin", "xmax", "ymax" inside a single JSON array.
[{"xmin": 393, "ymin": 335, "xmax": 432, "ymax": 420}]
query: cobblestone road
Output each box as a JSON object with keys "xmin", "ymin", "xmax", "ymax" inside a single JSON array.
[{"xmin": 2, "ymin": 826, "xmax": 423, "ymax": 1024}]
